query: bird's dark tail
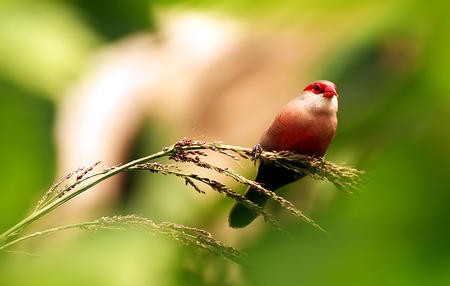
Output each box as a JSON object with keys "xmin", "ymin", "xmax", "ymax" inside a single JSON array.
[
  {"xmin": 228, "ymin": 185, "xmax": 269, "ymax": 228},
  {"xmin": 228, "ymin": 162, "xmax": 303, "ymax": 228}
]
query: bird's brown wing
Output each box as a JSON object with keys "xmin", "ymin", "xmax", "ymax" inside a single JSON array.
[{"xmin": 259, "ymin": 108, "xmax": 296, "ymax": 151}]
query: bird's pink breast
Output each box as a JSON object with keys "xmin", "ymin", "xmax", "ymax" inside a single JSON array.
[{"xmin": 260, "ymin": 108, "xmax": 337, "ymax": 157}]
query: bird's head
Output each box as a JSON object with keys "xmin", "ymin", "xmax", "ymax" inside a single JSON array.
[
  {"xmin": 299, "ymin": 80, "xmax": 339, "ymax": 113},
  {"xmin": 304, "ymin": 80, "xmax": 338, "ymax": 98}
]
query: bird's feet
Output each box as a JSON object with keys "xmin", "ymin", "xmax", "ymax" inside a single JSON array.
[
  {"xmin": 251, "ymin": 144, "xmax": 264, "ymax": 165},
  {"xmin": 310, "ymin": 154, "xmax": 326, "ymax": 166},
  {"xmin": 320, "ymin": 157, "xmax": 325, "ymax": 166}
]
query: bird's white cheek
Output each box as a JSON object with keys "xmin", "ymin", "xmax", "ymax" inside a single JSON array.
[
  {"xmin": 297, "ymin": 91, "xmax": 337, "ymax": 113},
  {"xmin": 318, "ymin": 96, "xmax": 338, "ymax": 113},
  {"xmin": 331, "ymin": 97, "xmax": 338, "ymax": 112}
]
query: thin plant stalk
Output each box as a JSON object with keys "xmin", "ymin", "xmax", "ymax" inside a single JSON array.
[
  {"xmin": 0, "ymin": 139, "xmax": 366, "ymax": 254},
  {"xmin": 0, "ymin": 149, "xmax": 168, "ymax": 244}
]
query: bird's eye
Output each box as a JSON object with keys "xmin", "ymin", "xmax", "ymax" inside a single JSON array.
[{"xmin": 314, "ymin": 85, "xmax": 321, "ymax": 92}]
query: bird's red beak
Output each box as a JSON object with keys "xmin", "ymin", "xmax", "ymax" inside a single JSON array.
[
  {"xmin": 323, "ymin": 91, "xmax": 338, "ymax": 98},
  {"xmin": 322, "ymin": 85, "xmax": 338, "ymax": 98}
]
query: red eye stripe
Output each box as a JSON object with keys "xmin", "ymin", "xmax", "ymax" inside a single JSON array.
[
  {"xmin": 304, "ymin": 82, "xmax": 325, "ymax": 94},
  {"xmin": 303, "ymin": 81, "xmax": 337, "ymax": 95}
]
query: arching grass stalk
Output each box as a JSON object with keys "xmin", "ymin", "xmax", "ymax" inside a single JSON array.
[
  {"xmin": 0, "ymin": 215, "xmax": 242, "ymax": 263},
  {"xmin": 0, "ymin": 138, "xmax": 366, "ymax": 261}
]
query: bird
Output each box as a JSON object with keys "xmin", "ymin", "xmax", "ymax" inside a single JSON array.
[{"xmin": 228, "ymin": 80, "xmax": 339, "ymax": 228}]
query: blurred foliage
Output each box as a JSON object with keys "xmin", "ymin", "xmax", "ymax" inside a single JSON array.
[
  {"xmin": 67, "ymin": 0, "xmax": 155, "ymax": 40},
  {"xmin": 0, "ymin": 82, "xmax": 55, "ymax": 230},
  {"xmin": 0, "ymin": 0, "xmax": 449, "ymax": 285},
  {"xmin": 0, "ymin": 0, "xmax": 99, "ymax": 98}
]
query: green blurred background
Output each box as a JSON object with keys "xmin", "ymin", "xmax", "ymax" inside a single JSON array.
[{"xmin": 1, "ymin": 0, "xmax": 449, "ymax": 285}]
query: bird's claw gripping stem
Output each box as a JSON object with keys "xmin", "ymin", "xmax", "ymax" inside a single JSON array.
[
  {"xmin": 310, "ymin": 154, "xmax": 325, "ymax": 166},
  {"xmin": 251, "ymin": 144, "xmax": 263, "ymax": 165},
  {"xmin": 320, "ymin": 157, "xmax": 325, "ymax": 166}
]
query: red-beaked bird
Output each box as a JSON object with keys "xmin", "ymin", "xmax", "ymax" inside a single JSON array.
[{"xmin": 229, "ymin": 80, "xmax": 339, "ymax": 228}]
